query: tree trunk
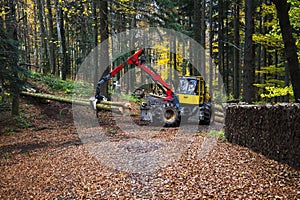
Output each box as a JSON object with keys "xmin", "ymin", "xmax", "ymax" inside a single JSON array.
[
  {"xmin": 218, "ymin": 0, "xmax": 225, "ymax": 91},
  {"xmin": 93, "ymin": 0, "xmax": 100, "ymax": 86},
  {"xmin": 224, "ymin": 2, "xmax": 230, "ymax": 96},
  {"xmin": 99, "ymin": 0, "xmax": 109, "ymax": 97},
  {"xmin": 243, "ymin": 0, "xmax": 255, "ymax": 103},
  {"xmin": 271, "ymin": 0, "xmax": 300, "ymax": 103},
  {"xmin": 18, "ymin": 2, "xmax": 31, "ymax": 69},
  {"xmin": 193, "ymin": 0, "xmax": 201, "ymax": 76},
  {"xmin": 233, "ymin": 0, "xmax": 240, "ymax": 99},
  {"xmin": 129, "ymin": 15, "xmax": 136, "ymax": 94},
  {"xmin": 36, "ymin": 0, "xmax": 50, "ymax": 74},
  {"xmin": 33, "ymin": 2, "xmax": 39, "ymax": 71},
  {"xmin": 46, "ymin": 0, "xmax": 57, "ymax": 75},
  {"xmin": 6, "ymin": 1, "xmax": 20, "ymax": 115},
  {"xmin": 200, "ymin": 0, "xmax": 206, "ymax": 77},
  {"xmin": 208, "ymin": 0, "xmax": 214, "ymax": 97},
  {"xmin": 58, "ymin": 4, "xmax": 69, "ymax": 80},
  {"xmin": 21, "ymin": 92, "xmax": 128, "ymax": 114}
]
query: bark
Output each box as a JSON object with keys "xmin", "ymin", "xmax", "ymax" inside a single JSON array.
[
  {"xmin": 193, "ymin": 0, "xmax": 201, "ymax": 76},
  {"xmin": 271, "ymin": 0, "xmax": 300, "ymax": 103},
  {"xmin": 36, "ymin": 0, "xmax": 50, "ymax": 74},
  {"xmin": 33, "ymin": 2, "xmax": 39, "ymax": 70},
  {"xmin": 21, "ymin": 92, "xmax": 130, "ymax": 114},
  {"xmin": 19, "ymin": 2, "xmax": 31, "ymax": 68},
  {"xmin": 53, "ymin": 0, "xmax": 69, "ymax": 80},
  {"xmin": 46, "ymin": 0, "xmax": 57, "ymax": 75},
  {"xmin": 224, "ymin": 2, "xmax": 230, "ymax": 96},
  {"xmin": 243, "ymin": 0, "xmax": 255, "ymax": 103},
  {"xmin": 208, "ymin": 0, "xmax": 213, "ymax": 97},
  {"xmin": 218, "ymin": 0, "xmax": 225, "ymax": 91},
  {"xmin": 58, "ymin": 5, "xmax": 70, "ymax": 80},
  {"xmin": 233, "ymin": 0, "xmax": 240, "ymax": 99},
  {"xmin": 200, "ymin": 0, "xmax": 206, "ymax": 77},
  {"xmin": 99, "ymin": 0, "xmax": 109, "ymax": 97},
  {"xmin": 55, "ymin": 0, "xmax": 62, "ymax": 75},
  {"xmin": 93, "ymin": 0, "xmax": 100, "ymax": 86},
  {"xmin": 6, "ymin": 1, "xmax": 20, "ymax": 116}
]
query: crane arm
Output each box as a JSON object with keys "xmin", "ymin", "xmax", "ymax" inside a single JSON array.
[
  {"xmin": 95, "ymin": 49, "xmax": 144, "ymax": 91},
  {"xmin": 90, "ymin": 49, "xmax": 176, "ymax": 109}
]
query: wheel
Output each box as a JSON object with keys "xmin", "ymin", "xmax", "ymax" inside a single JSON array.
[
  {"xmin": 199, "ymin": 103, "xmax": 212, "ymax": 125},
  {"xmin": 163, "ymin": 103, "xmax": 181, "ymax": 127},
  {"xmin": 199, "ymin": 111, "xmax": 211, "ymax": 125}
]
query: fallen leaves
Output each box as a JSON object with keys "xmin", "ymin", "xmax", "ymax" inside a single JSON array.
[{"xmin": 0, "ymin": 98, "xmax": 299, "ymax": 199}]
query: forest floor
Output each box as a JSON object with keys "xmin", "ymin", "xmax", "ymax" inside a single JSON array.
[{"xmin": 0, "ymin": 96, "xmax": 299, "ymax": 199}]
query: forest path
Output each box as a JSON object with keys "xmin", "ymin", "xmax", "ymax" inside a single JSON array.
[{"xmin": 0, "ymin": 97, "xmax": 299, "ymax": 199}]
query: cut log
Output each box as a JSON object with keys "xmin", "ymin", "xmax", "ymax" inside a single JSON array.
[
  {"xmin": 100, "ymin": 100, "xmax": 131, "ymax": 109},
  {"xmin": 214, "ymin": 115, "xmax": 225, "ymax": 124},
  {"xmin": 214, "ymin": 104, "xmax": 224, "ymax": 113},
  {"xmin": 21, "ymin": 92, "xmax": 126, "ymax": 114},
  {"xmin": 214, "ymin": 111, "xmax": 224, "ymax": 118}
]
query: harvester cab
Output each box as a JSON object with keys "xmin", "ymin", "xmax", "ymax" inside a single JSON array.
[{"xmin": 177, "ymin": 76, "xmax": 212, "ymax": 125}]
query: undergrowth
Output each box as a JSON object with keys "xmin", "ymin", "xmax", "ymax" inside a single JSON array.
[
  {"xmin": 208, "ymin": 130, "xmax": 226, "ymax": 142},
  {"xmin": 29, "ymin": 72, "xmax": 93, "ymax": 97}
]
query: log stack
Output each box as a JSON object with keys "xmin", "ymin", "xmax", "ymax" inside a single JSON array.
[
  {"xmin": 225, "ymin": 103, "xmax": 300, "ymax": 169},
  {"xmin": 214, "ymin": 103, "xmax": 225, "ymax": 124}
]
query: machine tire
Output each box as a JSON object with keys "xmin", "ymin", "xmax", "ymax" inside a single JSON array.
[
  {"xmin": 163, "ymin": 103, "xmax": 181, "ymax": 127},
  {"xmin": 199, "ymin": 104, "xmax": 212, "ymax": 125},
  {"xmin": 199, "ymin": 112, "xmax": 210, "ymax": 125}
]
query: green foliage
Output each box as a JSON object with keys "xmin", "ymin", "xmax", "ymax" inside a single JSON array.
[
  {"xmin": 289, "ymin": 0, "xmax": 300, "ymax": 32},
  {"xmin": 119, "ymin": 93, "xmax": 141, "ymax": 103},
  {"xmin": 208, "ymin": 130, "xmax": 226, "ymax": 142},
  {"xmin": 29, "ymin": 72, "xmax": 93, "ymax": 97},
  {"xmin": 254, "ymin": 80, "xmax": 294, "ymax": 101},
  {"xmin": 256, "ymin": 65, "xmax": 285, "ymax": 76},
  {"xmin": 16, "ymin": 113, "xmax": 33, "ymax": 129},
  {"xmin": 260, "ymin": 85, "xmax": 294, "ymax": 99},
  {"xmin": 0, "ymin": 24, "xmax": 28, "ymax": 113},
  {"xmin": 5, "ymin": 128, "xmax": 16, "ymax": 134},
  {"xmin": 30, "ymin": 72, "xmax": 73, "ymax": 94},
  {"xmin": 107, "ymin": 127, "xmax": 119, "ymax": 135},
  {"xmin": 254, "ymin": 62, "xmax": 294, "ymax": 101},
  {"xmin": 253, "ymin": 1, "xmax": 300, "ymax": 103},
  {"xmin": 72, "ymin": 81, "xmax": 94, "ymax": 98},
  {"xmin": 253, "ymin": 33, "xmax": 283, "ymax": 49}
]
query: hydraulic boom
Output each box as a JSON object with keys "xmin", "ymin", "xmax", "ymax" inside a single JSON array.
[{"xmin": 90, "ymin": 49, "xmax": 181, "ymax": 127}]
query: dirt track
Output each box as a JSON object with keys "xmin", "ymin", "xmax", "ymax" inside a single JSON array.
[{"xmin": 0, "ymin": 97, "xmax": 299, "ymax": 199}]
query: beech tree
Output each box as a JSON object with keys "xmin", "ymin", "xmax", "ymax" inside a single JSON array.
[
  {"xmin": 2, "ymin": 0, "xmax": 299, "ymax": 104},
  {"xmin": 99, "ymin": 0, "xmax": 109, "ymax": 97},
  {"xmin": 270, "ymin": 0, "xmax": 300, "ymax": 103},
  {"xmin": 243, "ymin": 0, "xmax": 255, "ymax": 103}
]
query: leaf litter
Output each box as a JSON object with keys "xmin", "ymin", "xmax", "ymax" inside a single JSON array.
[{"xmin": 0, "ymin": 97, "xmax": 299, "ymax": 199}]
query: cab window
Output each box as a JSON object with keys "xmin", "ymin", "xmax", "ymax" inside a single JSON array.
[{"xmin": 178, "ymin": 79, "xmax": 198, "ymax": 95}]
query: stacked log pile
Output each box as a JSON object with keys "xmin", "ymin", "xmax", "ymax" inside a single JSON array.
[
  {"xmin": 214, "ymin": 104, "xmax": 225, "ymax": 124},
  {"xmin": 225, "ymin": 103, "xmax": 300, "ymax": 169}
]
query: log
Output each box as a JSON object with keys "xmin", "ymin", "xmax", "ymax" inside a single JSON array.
[
  {"xmin": 214, "ymin": 104, "xmax": 224, "ymax": 113},
  {"xmin": 72, "ymin": 97, "xmax": 131, "ymax": 108},
  {"xmin": 214, "ymin": 111, "xmax": 224, "ymax": 118},
  {"xmin": 100, "ymin": 100, "xmax": 131, "ymax": 109},
  {"xmin": 214, "ymin": 115, "xmax": 225, "ymax": 124},
  {"xmin": 21, "ymin": 92, "xmax": 125, "ymax": 114},
  {"xmin": 225, "ymin": 103, "xmax": 300, "ymax": 170}
]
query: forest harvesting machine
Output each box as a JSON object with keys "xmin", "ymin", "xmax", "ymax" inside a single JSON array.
[{"xmin": 90, "ymin": 49, "xmax": 212, "ymax": 127}]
